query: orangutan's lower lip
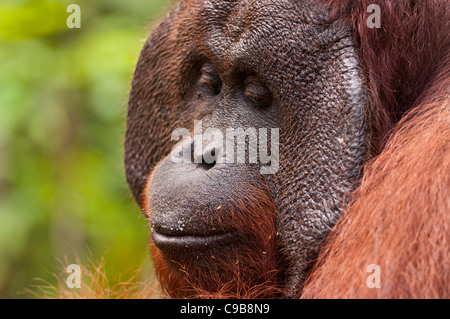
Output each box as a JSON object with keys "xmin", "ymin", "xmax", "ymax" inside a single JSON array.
[{"xmin": 151, "ymin": 229, "xmax": 236, "ymax": 249}]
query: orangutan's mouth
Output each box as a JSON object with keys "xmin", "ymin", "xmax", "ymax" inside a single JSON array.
[{"xmin": 151, "ymin": 228, "xmax": 236, "ymax": 250}]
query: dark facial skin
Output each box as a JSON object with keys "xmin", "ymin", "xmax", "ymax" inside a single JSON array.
[{"xmin": 126, "ymin": 0, "xmax": 368, "ymax": 297}]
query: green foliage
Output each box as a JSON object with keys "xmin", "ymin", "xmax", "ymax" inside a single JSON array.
[{"xmin": 0, "ymin": 0, "xmax": 171, "ymax": 298}]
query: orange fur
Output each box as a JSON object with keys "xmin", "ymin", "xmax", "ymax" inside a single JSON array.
[
  {"xmin": 301, "ymin": 70, "xmax": 449, "ymax": 298},
  {"xmin": 298, "ymin": 0, "xmax": 450, "ymax": 299},
  {"xmin": 26, "ymin": 257, "xmax": 162, "ymax": 299}
]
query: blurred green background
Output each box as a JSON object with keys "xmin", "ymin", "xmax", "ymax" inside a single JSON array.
[{"xmin": 0, "ymin": 0, "xmax": 171, "ymax": 298}]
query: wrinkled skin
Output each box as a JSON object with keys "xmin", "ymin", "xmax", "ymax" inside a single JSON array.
[{"xmin": 125, "ymin": 0, "xmax": 368, "ymax": 297}]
